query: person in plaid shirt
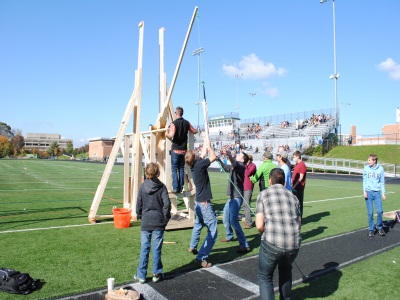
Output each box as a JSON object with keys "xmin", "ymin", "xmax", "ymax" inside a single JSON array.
[{"xmin": 256, "ymin": 168, "xmax": 301, "ymax": 300}]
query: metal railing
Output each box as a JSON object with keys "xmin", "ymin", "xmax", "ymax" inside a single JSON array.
[{"xmin": 304, "ymin": 156, "xmax": 399, "ymax": 178}]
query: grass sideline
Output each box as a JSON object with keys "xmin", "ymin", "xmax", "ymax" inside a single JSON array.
[{"xmin": 0, "ymin": 158, "xmax": 399, "ymax": 299}]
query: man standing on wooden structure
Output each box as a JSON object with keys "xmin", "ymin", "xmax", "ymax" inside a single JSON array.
[{"xmin": 166, "ymin": 106, "xmax": 196, "ymax": 193}]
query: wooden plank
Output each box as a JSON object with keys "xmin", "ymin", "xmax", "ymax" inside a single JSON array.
[
  {"xmin": 166, "ymin": 213, "xmax": 194, "ymax": 230},
  {"xmin": 383, "ymin": 210, "xmax": 400, "ymax": 219},
  {"xmin": 123, "ymin": 135, "xmax": 130, "ymax": 206},
  {"xmin": 88, "ymin": 21, "xmax": 144, "ymax": 222}
]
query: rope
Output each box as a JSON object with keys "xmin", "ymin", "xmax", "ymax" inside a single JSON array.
[
  {"xmin": 217, "ymin": 160, "xmax": 256, "ymax": 217},
  {"xmin": 195, "ymin": 12, "xmax": 204, "ymax": 83},
  {"xmin": 196, "ymin": 11, "xmax": 256, "ymax": 217}
]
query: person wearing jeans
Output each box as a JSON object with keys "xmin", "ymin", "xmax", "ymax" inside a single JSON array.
[
  {"xmin": 218, "ymin": 148, "xmax": 251, "ymax": 253},
  {"xmin": 256, "ymin": 168, "xmax": 301, "ymax": 300},
  {"xmin": 166, "ymin": 106, "xmax": 196, "ymax": 193},
  {"xmin": 170, "ymin": 151, "xmax": 185, "ymax": 193},
  {"xmin": 189, "ymin": 202, "xmax": 218, "ymax": 265},
  {"xmin": 363, "ymin": 153, "xmax": 386, "ymax": 237},
  {"xmin": 136, "ymin": 230, "xmax": 164, "ymax": 281},
  {"xmin": 185, "ymin": 139, "xmax": 217, "ymax": 268},
  {"xmin": 222, "ymin": 197, "xmax": 249, "ymax": 249},
  {"xmin": 134, "ymin": 163, "xmax": 171, "ymax": 283},
  {"xmin": 258, "ymin": 240, "xmax": 299, "ymax": 300}
]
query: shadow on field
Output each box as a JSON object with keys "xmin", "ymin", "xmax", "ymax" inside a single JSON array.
[
  {"xmin": 292, "ymin": 262, "xmax": 342, "ymax": 299},
  {"xmin": 166, "ymin": 232, "xmax": 261, "ymax": 276},
  {"xmin": 301, "ymin": 226, "xmax": 328, "ymax": 242},
  {"xmin": 302, "ymin": 211, "xmax": 330, "ymax": 225}
]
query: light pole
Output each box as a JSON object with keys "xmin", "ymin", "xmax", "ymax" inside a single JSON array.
[
  {"xmin": 234, "ymin": 73, "xmax": 243, "ymax": 112},
  {"xmin": 321, "ymin": 0, "xmax": 339, "ymax": 131},
  {"xmin": 192, "ymin": 47, "xmax": 204, "ymax": 129}
]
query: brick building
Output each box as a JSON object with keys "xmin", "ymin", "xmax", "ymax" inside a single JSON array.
[{"xmin": 88, "ymin": 137, "xmax": 114, "ymax": 161}]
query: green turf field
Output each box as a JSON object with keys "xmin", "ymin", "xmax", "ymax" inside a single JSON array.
[{"xmin": 0, "ymin": 159, "xmax": 399, "ymax": 299}]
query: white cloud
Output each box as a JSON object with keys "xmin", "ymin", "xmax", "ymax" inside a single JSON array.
[
  {"xmin": 377, "ymin": 58, "xmax": 400, "ymax": 80},
  {"xmin": 264, "ymin": 87, "xmax": 279, "ymax": 97},
  {"xmin": 260, "ymin": 83, "xmax": 279, "ymax": 98},
  {"xmin": 222, "ymin": 53, "xmax": 287, "ymax": 79}
]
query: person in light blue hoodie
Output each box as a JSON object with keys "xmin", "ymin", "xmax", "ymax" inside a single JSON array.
[{"xmin": 363, "ymin": 154, "xmax": 386, "ymax": 237}]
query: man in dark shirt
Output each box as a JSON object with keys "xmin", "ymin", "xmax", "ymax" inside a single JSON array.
[
  {"xmin": 185, "ymin": 139, "xmax": 217, "ymax": 268},
  {"xmin": 166, "ymin": 106, "xmax": 196, "ymax": 193},
  {"xmin": 217, "ymin": 148, "xmax": 251, "ymax": 254}
]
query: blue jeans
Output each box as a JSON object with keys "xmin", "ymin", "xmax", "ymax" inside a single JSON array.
[
  {"xmin": 136, "ymin": 230, "xmax": 164, "ymax": 279},
  {"xmin": 365, "ymin": 190, "xmax": 383, "ymax": 230},
  {"xmin": 259, "ymin": 240, "xmax": 299, "ymax": 300},
  {"xmin": 171, "ymin": 151, "xmax": 185, "ymax": 191},
  {"xmin": 190, "ymin": 202, "xmax": 218, "ymax": 261},
  {"xmin": 223, "ymin": 198, "xmax": 249, "ymax": 248}
]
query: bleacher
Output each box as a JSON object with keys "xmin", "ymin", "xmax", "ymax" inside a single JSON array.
[{"xmin": 194, "ymin": 109, "xmax": 337, "ymax": 160}]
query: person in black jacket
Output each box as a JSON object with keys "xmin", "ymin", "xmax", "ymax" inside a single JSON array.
[
  {"xmin": 217, "ymin": 148, "xmax": 251, "ymax": 254},
  {"xmin": 166, "ymin": 106, "xmax": 196, "ymax": 193},
  {"xmin": 134, "ymin": 163, "xmax": 171, "ymax": 284}
]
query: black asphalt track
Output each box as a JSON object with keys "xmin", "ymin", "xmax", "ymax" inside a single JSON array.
[{"xmin": 58, "ymin": 220, "xmax": 400, "ymax": 300}]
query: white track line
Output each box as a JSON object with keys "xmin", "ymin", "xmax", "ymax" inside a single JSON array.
[
  {"xmin": 128, "ymin": 283, "xmax": 169, "ymax": 300},
  {"xmin": 206, "ymin": 266, "xmax": 259, "ymax": 294}
]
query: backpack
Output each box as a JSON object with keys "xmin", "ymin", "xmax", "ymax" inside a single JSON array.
[{"xmin": 0, "ymin": 268, "xmax": 37, "ymax": 294}]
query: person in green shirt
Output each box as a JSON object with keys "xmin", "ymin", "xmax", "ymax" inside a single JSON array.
[{"xmin": 250, "ymin": 151, "xmax": 277, "ymax": 192}]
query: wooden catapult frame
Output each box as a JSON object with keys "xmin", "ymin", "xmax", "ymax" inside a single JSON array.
[{"xmin": 88, "ymin": 7, "xmax": 199, "ymax": 230}]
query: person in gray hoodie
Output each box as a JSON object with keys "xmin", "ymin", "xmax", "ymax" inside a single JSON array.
[
  {"xmin": 363, "ymin": 154, "xmax": 386, "ymax": 237},
  {"xmin": 134, "ymin": 163, "xmax": 171, "ymax": 284}
]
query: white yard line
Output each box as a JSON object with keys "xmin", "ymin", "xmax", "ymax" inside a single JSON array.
[
  {"xmin": 0, "ymin": 222, "xmax": 113, "ymax": 234},
  {"xmin": 305, "ymin": 191, "xmax": 395, "ymax": 204}
]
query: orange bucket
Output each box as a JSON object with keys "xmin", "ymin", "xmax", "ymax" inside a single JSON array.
[{"xmin": 112, "ymin": 208, "xmax": 132, "ymax": 228}]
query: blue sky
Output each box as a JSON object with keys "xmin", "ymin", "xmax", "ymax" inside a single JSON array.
[{"xmin": 1, "ymin": 1, "xmax": 399, "ymax": 147}]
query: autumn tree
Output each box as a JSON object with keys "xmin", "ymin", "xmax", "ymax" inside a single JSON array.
[
  {"xmin": 48, "ymin": 142, "xmax": 59, "ymax": 157},
  {"xmin": 0, "ymin": 135, "xmax": 12, "ymax": 157},
  {"xmin": 10, "ymin": 130, "xmax": 25, "ymax": 156}
]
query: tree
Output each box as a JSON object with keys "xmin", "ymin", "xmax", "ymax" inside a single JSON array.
[
  {"xmin": 10, "ymin": 130, "xmax": 25, "ymax": 156},
  {"xmin": 0, "ymin": 122, "xmax": 14, "ymax": 140},
  {"xmin": 0, "ymin": 135, "xmax": 12, "ymax": 157},
  {"xmin": 48, "ymin": 142, "xmax": 59, "ymax": 157},
  {"xmin": 66, "ymin": 140, "xmax": 73, "ymax": 155},
  {"xmin": 41, "ymin": 151, "xmax": 50, "ymax": 159}
]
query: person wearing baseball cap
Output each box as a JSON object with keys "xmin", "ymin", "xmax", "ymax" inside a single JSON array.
[
  {"xmin": 292, "ymin": 151, "xmax": 307, "ymax": 218},
  {"xmin": 250, "ymin": 151, "xmax": 277, "ymax": 192},
  {"xmin": 276, "ymin": 150, "xmax": 292, "ymax": 191}
]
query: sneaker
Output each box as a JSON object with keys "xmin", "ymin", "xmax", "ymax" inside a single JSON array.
[
  {"xmin": 195, "ymin": 259, "xmax": 212, "ymax": 268},
  {"xmin": 220, "ymin": 238, "xmax": 234, "ymax": 242},
  {"xmin": 133, "ymin": 274, "xmax": 145, "ymax": 284},
  {"xmin": 368, "ymin": 230, "xmax": 375, "ymax": 237},
  {"xmin": 243, "ymin": 224, "xmax": 253, "ymax": 229},
  {"xmin": 188, "ymin": 248, "xmax": 198, "ymax": 255},
  {"xmin": 236, "ymin": 246, "xmax": 251, "ymax": 254},
  {"xmin": 152, "ymin": 273, "xmax": 163, "ymax": 283},
  {"xmin": 378, "ymin": 228, "xmax": 386, "ymax": 236}
]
